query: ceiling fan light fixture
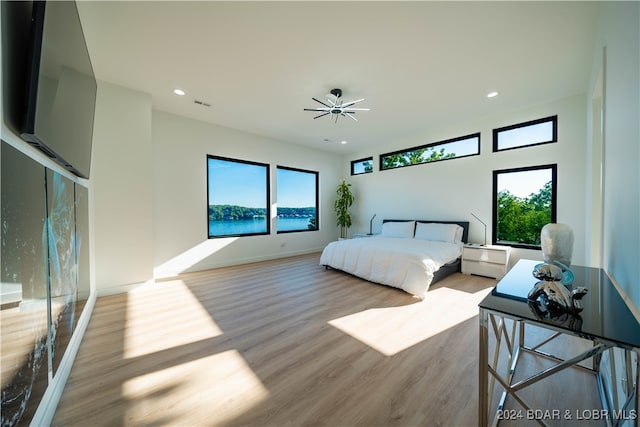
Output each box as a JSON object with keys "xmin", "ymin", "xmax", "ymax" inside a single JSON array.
[{"xmin": 304, "ymin": 88, "xmax": 369, "ymax": 123}]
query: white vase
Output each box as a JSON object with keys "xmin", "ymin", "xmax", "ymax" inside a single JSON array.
[{"xmin": 540, "ymin": 223, "xmax": 574, "ymax": 267}]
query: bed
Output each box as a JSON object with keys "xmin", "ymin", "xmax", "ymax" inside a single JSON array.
[{"xmin": 319, "ymin": 219, "xmax": 469, "ymax": 299}]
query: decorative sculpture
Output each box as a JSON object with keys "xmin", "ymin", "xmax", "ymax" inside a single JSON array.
[
  {"xmin": 528, "ymin": 263, "xmax": 588, "ymax": 315},
  {"xmin": 527, "ymin": 300, "xmax": 584, "ymax": 330},
  {"xmin": 527, "ymin": 223, "xmax": 587, "ymax": 332},
  {"xmin": 532, "ymin": 263, "xmax": 563, "ymax": 281},
  {"xmin": 540, "ymin": 223, "xmax": 574, "ymax": 267}
]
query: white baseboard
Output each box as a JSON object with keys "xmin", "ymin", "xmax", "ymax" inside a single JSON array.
[
  {"xmin": 154, "ymin": 247, "xmax": 324, "ymax": 279},
  {"xmin": 96, "ymin": 278, "xmax": 157, "ymax": 297}
]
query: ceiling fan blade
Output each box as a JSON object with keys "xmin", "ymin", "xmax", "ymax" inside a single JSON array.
[
  {"xmin": 343, "ymin": 112, "xmax": 358, "ymax": 122},
  {"xmin": 304, "ymin": 108, "xmax": 329, "ymax": 112},
  {"xmin": 312, "ymin": 97, "xmax": 332, "ymax": 108},
  {"xmin": 341, "ymin": 98, "xmax": 365, "ymax": 108},
  {"xmin": 314, "ymin": 112, "xmax": 330, "ymax": 119},
  {"xmin": 345, "ymin": 108, "xmax": 370, "ymax": 111}
]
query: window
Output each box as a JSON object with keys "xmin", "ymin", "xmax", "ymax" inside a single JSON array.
[
  {"xmin": 380, "ymin": 133, "xmax": 480, "ymax": 171},
  {"xmin": 493, "ymin": 164, "xmax": 557, "ymax": 249},
  {"xmin": 493, "ymin": 115, "xmax": 557, "ymax": 152},
  {"xmin": 276, "ymin": 166, "xmax": 318, "ymax": 233},
  {"xmin": 207, "ymin": 155, "xmax": 270, "ymax": 237},
  {"xmin": 351, "ymin": 157, "xmax": 373, "ymax": 175}
]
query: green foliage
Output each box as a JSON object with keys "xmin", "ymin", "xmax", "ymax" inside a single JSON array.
[
  {"xmin": 496, "ymin": 181, "xmax": 553, "ymax": 246},
  {"xmin": 208, "ymin": 205, "xmax": 266, "ymax": 221},
  {"xmin": 277, "ymin": 207, "xmax": 316, "ymax": 217},
  {"xmin": 382, "ymin": 147, "xmax": 456, "ymax": 169},
  {"xmin": 209, "ymin": 205, "xmax": 318, "ymax": 224},
  {"xmin": 426, "ymin": 147, "xmax": 456, "ymax": 162},
  {"xmin": 334, "ymin": 180, "xmax": 354, "ymax": 238},
  {"xmin": 406, "ymin": 149, "xmax": 425, "ymax": 165},
  {"xmin": 382, "ymin": 153, "xmax": 406, "ymax": 169}
]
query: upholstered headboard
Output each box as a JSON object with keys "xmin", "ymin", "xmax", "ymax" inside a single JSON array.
[{"xmin": 382, "ymin": 219, "xmax": 470, "ymax": 243}]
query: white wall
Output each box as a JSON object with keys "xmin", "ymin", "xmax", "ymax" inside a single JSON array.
[
  {"xmin": 91, "ymin": 81, "xmax": 154, "ymax": 291},
  {"xmin": 152, "ymin": 110, "xmax": 343, "ymax": 277},
  {"xmin": 596, "ymin": 2, "xmax": 639, "ymax": 315},
  {"xmin": 346, "ymin": 94, "xmax": 587, "ymax": 268}
]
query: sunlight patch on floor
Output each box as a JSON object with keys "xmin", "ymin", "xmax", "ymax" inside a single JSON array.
[
  {"xmin": 153, "ymin": 238, "xmax": 238, "ymax": 277},
  {"xmin": 124, "ymin": 280, "xmax": 223, "ymax": 358},
  {"xmin": 329, "ymin": 286, "xmax": 491, "ymax": 356},
  {"xmin": 122, "ymin": 349, "xmax": 268, "ymax": 425}
]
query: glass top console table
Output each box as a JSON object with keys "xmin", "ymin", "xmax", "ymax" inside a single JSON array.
[{"xmin": 478, "ymin": 259, "xmax": 640, "ymax": 426}]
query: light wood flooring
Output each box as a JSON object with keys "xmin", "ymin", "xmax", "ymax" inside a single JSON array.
[{"xmin": 52, "ymin": 253, "xmax": 603, "ymax": 426}]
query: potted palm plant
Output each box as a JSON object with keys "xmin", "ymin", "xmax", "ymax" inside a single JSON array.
[{"xmin": 334, "ymin": 179, "xmax": 354, "ymax": 239}]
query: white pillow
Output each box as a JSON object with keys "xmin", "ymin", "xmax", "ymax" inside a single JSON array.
[
  {"xmin": 380, "ymin": 221, "xmax": 415, "ymax": 238},
  {"xmin": 453, "ymin": 225, "xmax": 464, "ymax": 243},
  {"xmin": 414, "ymin": 222, "xmax": 462, "ymax": 243}
]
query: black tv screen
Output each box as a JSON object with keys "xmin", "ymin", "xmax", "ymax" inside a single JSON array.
[{"xmin": 21, "ymin": 0, "xmax": 96, "ymax": 179}]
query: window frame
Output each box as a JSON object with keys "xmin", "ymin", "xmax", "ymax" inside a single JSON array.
[
  {"xmin": 206, "ymin": 155, "xmax": 271, "ymax": 238},
  {"xmin": 351, "ymin": 157, "xmax": 373, "ymax": 175},
  {"xmin": 276, "ymin": 165, "xmax": 319, "ymax": 234},
  {"xmin": 379, "ymin": 132, "xmax": 480, "ymax": 171},
  {"xmin": 492, "ymin": 163, "xmax": 557, "ymax": 249},
  {"xmin": 493, "ymin": 115, "xmax": 558, "ymax": 152}
]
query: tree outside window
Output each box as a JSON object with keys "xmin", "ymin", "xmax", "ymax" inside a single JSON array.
[
  {"xmin": 493, "ymin": 164, "xmax": 557, "ymax": 249},
  {"xmin": 380, "ymin": 133, "xmax": 479, "ymax": 171},
  {"xmin": 351, "ymin": 158, "xmax": 373, "ymax": 175}
]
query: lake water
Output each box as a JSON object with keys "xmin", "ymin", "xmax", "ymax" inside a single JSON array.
[{"xmin": 209, "ymin": 217, "xmax": 314, "ymax": 236}]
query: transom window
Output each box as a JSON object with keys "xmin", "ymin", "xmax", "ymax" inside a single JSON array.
[
  {"xmin": 351, "ymin": 157, "xmax": 373, "ymax": 175},
  {"xmin": 207, "ymin": 156, "xmax": 270, "ymax": 238},
  {"xmin": 380, "ymin": 133, "xmax": 480, "ymax": 171},
  {"xmin": 493, "ymin": 115, "xmax": 557, "ymax": 152},
  {"xmin": 493, "ymin": 164, "xmax": 557, "ymax": 249},
  {"xmin": 276, "ymin": 166, "xmax": 318, "ymax": 233}
]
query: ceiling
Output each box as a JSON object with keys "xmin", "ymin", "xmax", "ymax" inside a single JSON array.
[{"xmin": 76, "ymin": 1, "xmax": 601, "ymax": 154}]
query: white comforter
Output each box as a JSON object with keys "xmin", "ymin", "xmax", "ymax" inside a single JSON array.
[{"xmin": 319, "ymin": 236, "xmax": 462, "ymax": 299}]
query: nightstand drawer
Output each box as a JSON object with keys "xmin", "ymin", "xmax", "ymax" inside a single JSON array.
[
  {"xmin": 463, "ymin": 246, "xmax": 508, "ymax": 264},
  {"xmin": 461, "ymin": 245, "xmax": 511, "ymax": 279},
  {"xmin": 462, "ymin": 260, "xmax": 507, "ymax": 279}
]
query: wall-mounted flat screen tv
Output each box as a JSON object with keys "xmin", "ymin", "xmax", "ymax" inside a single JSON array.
[{"xmin": 21, "ymin": 0, "xmax": 96, "ymax": 179}]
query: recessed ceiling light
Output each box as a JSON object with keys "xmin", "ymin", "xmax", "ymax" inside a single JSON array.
[
  {"xmin": 173, "ymin": 89, "xmax": 186, "ymax": 96},
  {"xmin": 322, "ymin": 138, "xmax": 347, "ymax": 145},
  {"xmin": 487, "ymin": 91, "xmax": 499, "ymax": 98}
]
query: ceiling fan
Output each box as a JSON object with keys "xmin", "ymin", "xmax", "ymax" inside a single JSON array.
[{"xmin": 304, "ymin": 88, "xmax": 370, "ymax": 123}]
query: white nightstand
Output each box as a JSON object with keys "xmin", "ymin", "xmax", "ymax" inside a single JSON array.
[
  {"xmin": 352, "ymin": 233, "xmax": 376, "ymax": 238},
  {"xmin": 461, "ymin": 244, "xmax": 511, "ymax": 279}
]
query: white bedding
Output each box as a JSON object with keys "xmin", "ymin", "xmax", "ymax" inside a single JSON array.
[{"xmin": 319, "ymin": 236, "xmax": 462, "ymax": 299}]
